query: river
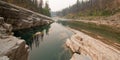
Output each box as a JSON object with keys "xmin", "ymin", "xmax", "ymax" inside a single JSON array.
[
  {"xmin": 13, "ymin": 18, "xmax": 120, "ymax": 60},
  {"xmin": 14, "ymin": 22, "xmax": 74, "ymax": 60}
]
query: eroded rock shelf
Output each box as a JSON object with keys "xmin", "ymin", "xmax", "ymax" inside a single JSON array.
[
  {"xmin": 0, "ymin": 0, "xmax": 53, "ymax": 60},
  {"xmin": 0, "ymin": 17, "xmax": 29, "ymax": 60},
  {"xmin": 66, "ymin": 29, "xmax": 120, "ymax": 60},
  {"xmin": 0, "ymin": 1, "xmax": 53, "ymax": 30}
]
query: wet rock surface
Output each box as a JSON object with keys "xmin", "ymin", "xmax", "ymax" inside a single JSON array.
[{"xmin": 66, "ymin": 29, "xmax": 120, "ymax": 60}]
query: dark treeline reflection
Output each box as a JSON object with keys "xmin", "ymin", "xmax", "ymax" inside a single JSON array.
[
  {"xmin": 14, "ymin": 24, "xmax": 51, "ymax": 49},
  {"xmin": 32, "ymin": 31, "xmax": 44, "ymax": 48}
]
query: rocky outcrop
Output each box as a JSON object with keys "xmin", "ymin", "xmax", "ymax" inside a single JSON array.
[
  {"xmin": 0, "ymin": 17, "xmax": 29, "ymax": 60},
  {"xmin": 66, "ymin": 29, "xmax": 120, "ymax": 60},
  {"xmin": 0, "ymin": 36, "xmax": 29, "ymax": 60},
  {"xmin": 0, "ymin": 1, "xmax": 53, "ymax": 60},
  {"xmin": 0, "ymin": 1, "xmax": 53, "ymax": 30}
]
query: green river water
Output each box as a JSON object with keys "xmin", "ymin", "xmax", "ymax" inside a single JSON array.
[
  {"xmin": 14, "ymin": 22, "xmax": 74, "ymax": 60},
  {"xmin": 14, "ymin": 20, "xmax": 115, "ymax": 60}
]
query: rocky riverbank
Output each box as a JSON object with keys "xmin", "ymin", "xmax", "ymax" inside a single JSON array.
[
  {"xmin": 0, "ymin": 1, "xmax": 53, "ymax": 60},
  {"xmin": 72, "ymin": 13, "xmax": 120, "ymax": 29},
  {"xmin": 75, "ymin": 19, "xmax": 120, "ymax": 29},
  {"xmin": 0, "ymin": 17, "xmax": 29, "ymax": 60},
  {"xmin": 66, "ymin": 29, "xmax": 120, "ymax": 60},
  {"xmin": 0, "ymin": 1, "xmax": 53, "ymax": 30}
]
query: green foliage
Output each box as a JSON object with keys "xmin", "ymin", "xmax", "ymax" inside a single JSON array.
[
  {"xmin": 42, "ymin": 8, "xmax": 51, "ymax": 17},
  {"xmin": 1, "ymin": 0, "xmax": 51, "ymax": 17},
  {"xmin": 87, "ymin": 11, "xmax": 110, "ymax": 16},
  {"xmin": 101, "ymin": 10, "xmax": 112, "ymax": 16},
  {"xmin": 57, "ymin": 0, "xmax": 120, "ymax": 17},
  {"xmin": 42, "ymin": 2, "xmax": 51, "ymax": 17}
]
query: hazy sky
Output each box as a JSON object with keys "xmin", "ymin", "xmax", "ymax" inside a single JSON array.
[{"xmin": 42, "ymin": 0, "xmax": 80, "ymax": 12}]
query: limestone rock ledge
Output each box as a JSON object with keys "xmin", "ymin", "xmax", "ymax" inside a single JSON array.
[
  {"xmin": 66, "ymin": 29, "xmax": 120, "ymax": 60},
  {"xmin": 0, "ymin": 1, "xmax": 53, "ymax": 30},
  {"xmin": 0, "ymin": 36, "xmax": 29, "ymax": 60},
  {"xmin": 0, "ymin": 17, "xmax": 29, "ymax": 60}
]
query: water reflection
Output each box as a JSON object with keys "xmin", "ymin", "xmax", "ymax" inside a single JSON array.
[
  {"xmin": 58, "ymin": 45, "xmax": 72, "ymax": 60},
  {"xmin": 14, "ymin": 23, "xmax": 74, "ymax": 60},
  {"xmin": 31, "ymin": 31, "xmax": 44, "ymax": 48},
  {"xmin": 14, "ymin": 24, "xmax": 51, "ymax": 49}
]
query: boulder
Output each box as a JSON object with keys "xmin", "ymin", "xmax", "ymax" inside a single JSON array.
[{"xmin": 0, "ymin": 36, "xmax": 29, "ymax": 60}]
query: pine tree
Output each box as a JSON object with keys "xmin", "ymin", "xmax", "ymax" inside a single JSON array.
[
  {"xmin": 39, "ymin": 0, "xmax": 43, "ymax": 9},
  {"xmin": 43, "ymin": 1, "xmax": 51, "ymax": 16},
  {"xmin": 1, "ymin": 0, "xmax": 51, "ymax": 16}
]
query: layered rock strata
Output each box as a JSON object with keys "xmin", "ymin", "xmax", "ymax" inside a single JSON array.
[
  {"xmin": 0, "ymin": 1, "xmax": 53, "ymax": 30},
  {"xmin": 66, "ymin": 29, "xmax": 120, "ymax": 60},
  {"xmin": 0, "ymin": 17, "xmax": 29, "ymax": 60},
  {"xmin": 0, "ymin": 36, "xmax": 29, "ymax": 60},
  {"xmin": 0, "ymin": 0, "xmax": 53, "ymax": 60}
]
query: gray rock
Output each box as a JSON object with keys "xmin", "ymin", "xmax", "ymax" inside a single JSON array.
[
  {"xmin": 2, "ymin": 23, "xmax": 12, "ymax": 35},
  {"xmin": 0, "ymin": 36, "xmax": 29, "ymax": 60},
  {"xmin": 0, "ymin": 56, "xmax": 9, "ymax": 60},
  {"xmin": 0, "ymin": 1, "xmax": 53, "ymax": 30},
  {"xmin": 0, "ymin": 17, "xmax": 4, "ymax": 25},
  {"xmin": 70, "ymin": 53, "xmax": 91, "ymax": 60},
  {"xmin": 0, "ymin": 1, "xmax": 53, "ymax": 60},
  {"xmin": 66, "ymin": 29, "xmax": 120, "ymax": 60}
]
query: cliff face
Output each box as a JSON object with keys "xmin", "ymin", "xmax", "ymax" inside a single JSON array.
[
  {"xmin": 66, "ymin": 29, "xmax": 120, "ymax": 60},
  {"xmin": 0, "ymin": 17, "xmax": 29, "ymax": 60},
  {"xmin": 0, "ymin": 1, "xmax": 53, "ymax": 30},
  {"xmin": 0, "ymin": 36, "xmax": 29, "ymax": 60},
  {"xmin": 0, "ymin": 1, "xmax": 53, "ymax": 60}
]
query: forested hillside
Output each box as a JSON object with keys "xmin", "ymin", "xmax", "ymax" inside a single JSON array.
[
  {"xmin": 1, "ymin": 0, "xmax": 51, "ymax": 16},
  {"xmin": 57, "ymin": 0, "xmax": 120, "ymax": 17}
]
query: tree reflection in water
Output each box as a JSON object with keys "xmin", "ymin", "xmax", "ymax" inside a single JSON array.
[
  {"xmin": 13, "ymin": 24, "xmax": 51, "ymax": 49},
  {"xmin": 32, "ymin": 31, "xmax": 44, "ymax": 48}
]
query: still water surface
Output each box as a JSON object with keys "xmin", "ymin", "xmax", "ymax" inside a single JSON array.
[{"xmin": 14, "ymin": 22, "xmax": 74, "ymax": 60}]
